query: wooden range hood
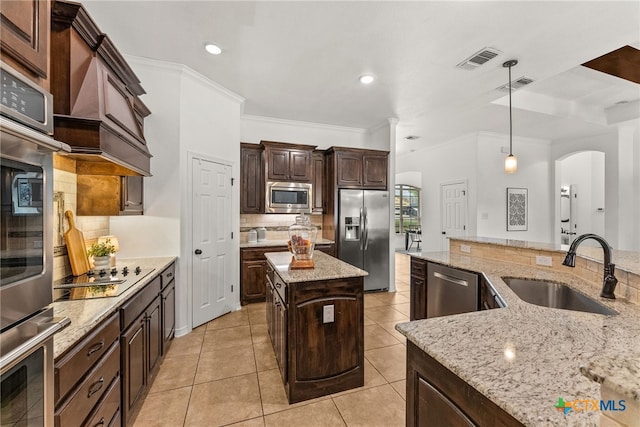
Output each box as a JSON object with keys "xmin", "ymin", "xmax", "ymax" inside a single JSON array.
[{"xmin": 51, "ymin": 0, "xmax": 152, "ymax": 177}]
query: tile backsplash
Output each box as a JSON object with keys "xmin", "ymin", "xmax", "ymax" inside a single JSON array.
[
  {"xmin": 53, "ymin": 160, "xmax": 109, "ymax": 280},
  {"xmin": 240, "ymin": 213, "xmax": 323, "ymax": 243},
  {"xmin": 449, "ymin": 238, "xmax": 640, "ymax": 306}
]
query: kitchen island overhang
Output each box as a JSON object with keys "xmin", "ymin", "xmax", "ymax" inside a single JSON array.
[{"xmin": 264, "ymin": 251, "xmax": 368, "ymax": 403}]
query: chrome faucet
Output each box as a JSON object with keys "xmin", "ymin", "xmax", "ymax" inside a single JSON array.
[{"xmin": 562, "ymin": 233, "xmax": 618, "ymax": 299}]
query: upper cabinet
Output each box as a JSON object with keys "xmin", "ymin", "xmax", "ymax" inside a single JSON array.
[
  {"xmin": 0, "ymin": 0, "xmax": 50, "ymax": 82},
  {"xmin": 312, "ymin": 150, "xmax": 325, "ymax": 213},
  {"xmin": 261, "ymin": 141, "xmax": 316, "ymax": 183},
  {"xmin": 241, "ymin": 143, "xmax": 264, "ymax": 214},
  {"xmin": 50, "ymin": 0, "xmax": 152, "ymax": 177},
  {"xmin": 328, "ymin": 147, "xmax": 389, "ymax": 189}
]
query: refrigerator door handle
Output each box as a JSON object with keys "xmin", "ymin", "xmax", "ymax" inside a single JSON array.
[
  {"xmin": 363, "ymin": 206, "xmax": 369, "ymax": 250},
  {"xmin": 359, "ymin": 207, "xmax": 364, "ymax": 250}
]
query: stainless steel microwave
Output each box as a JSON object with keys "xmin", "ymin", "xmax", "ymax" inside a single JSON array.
[{"xmin": 265, "ymin": 182, "xmax": 312, "ymax": 214}]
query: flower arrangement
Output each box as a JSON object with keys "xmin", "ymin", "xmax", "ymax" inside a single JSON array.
[{"xmin": 87, "ymin": 239, "xmax": 116, "ymax": 258}]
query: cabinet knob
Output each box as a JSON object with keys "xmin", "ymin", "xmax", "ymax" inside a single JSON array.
[{"xmin": 195, "ymin": 249, "xmax": 202, "ymax": 255}]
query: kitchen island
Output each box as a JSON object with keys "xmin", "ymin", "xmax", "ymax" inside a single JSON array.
[
  {"xmin": 264, "ymin": 251, "xmax": 368, "ymax": 403},
  {"xmin": 397, "ymin": 243, "xmax": 640, "ymax": 427}
]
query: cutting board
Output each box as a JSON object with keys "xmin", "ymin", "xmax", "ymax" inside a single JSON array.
[{"xmin": 64, "ymin": 210, "xmax": 91, "ymax": 276}]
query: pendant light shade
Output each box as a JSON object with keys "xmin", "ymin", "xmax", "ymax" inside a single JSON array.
[{"xmin": 503, "ymin": 59, "xmax": 518, "ymax": 174}]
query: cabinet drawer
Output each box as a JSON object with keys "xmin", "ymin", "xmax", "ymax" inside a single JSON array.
[
  {"xmin": 272, "ymin": 271, "xmax": 288, "ymax": 304},
  {"xmin": 411, "ymin": 258, "xmax": 427, "ymax": 278},
  {"xmin": 160, "ymin": 263, "xmax": 175, "ymax": 289},
  {"xmin": 241, "ymin": 247, "xmax": 285, "ymax": 261},
  {"xmin": 55, "ymin": 341, "xmax": 120, "ymax": 427},
  {"xmin": 84, "ymin": 377, "xmax": 120, "ymax": 427},
  {"xmin": 55, "ymin": 313, "xmax": 119, "ymax": 404},
  {"xmin": 120, "ymin": 275, "xmax": 161, "ymax": 330}
]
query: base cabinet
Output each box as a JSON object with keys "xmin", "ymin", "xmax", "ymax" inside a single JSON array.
[
  {"xmin": 241, "ymin": 244, "xmax": 335, "ymax": 305},
  {"xmin": 121, "ymin": 294, "xmax": 161, "ymax": 424},
  {"xmin": 54, "ymin": 313, "xmax": 120, "ymax": 427},
  {"xmin": 407, "ymin": 341, "xmax": 524, "ymax": 427},
  {"xmin": 266, "ymin": 261, "xmax": 364, "ymax": 403}
]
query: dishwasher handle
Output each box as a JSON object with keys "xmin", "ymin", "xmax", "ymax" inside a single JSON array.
[{"xmin": 432, "ymin": 271, "xmax": 469, "ymax": 287}]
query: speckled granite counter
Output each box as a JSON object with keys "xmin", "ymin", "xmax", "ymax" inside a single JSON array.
[
  {"xmin": 264, "ymin": 251, "xmax": 367, "ymax": 283},
  {"xmin": 396, "ymin": 251, "xmax": 640, "ymax": 426},
  {"xmin": 240, "ymin": 238, "xmax": 334, "ymax": 249},
  {"xmin": 51, "ymin": 256, "xmax": 176, "ymax": 359}
]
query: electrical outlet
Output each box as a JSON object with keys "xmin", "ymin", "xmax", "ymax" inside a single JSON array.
[
  {"xmin": 323, "ymin": 305, "xmax": 335, "ymax": 323},
  {"xmin": 460, "ymin": 244, "xmax": 471, "ymax": 253},
  {"xmin": 535, "ymin": 256, "xmax": 552, "ymax": 266}
]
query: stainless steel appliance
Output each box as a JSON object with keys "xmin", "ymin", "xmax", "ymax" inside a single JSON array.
[
  {"xmin": 0, "ymin": 308, "xmax": 69, "ymax": 426},
  {"xmin": 1, "ymin": 62, "xmax": 70, "ymax": 427},
  {"xmin": 426, "ymin": 263, "xmax": 478, "ymax": 318},
  {"xmin": 338, "ymin": 190, "xmax": 390, "ymax": 291},
  {"xmin": 265, "ymin": 181, "xmax": 312, "ymax": 214},
  {"xmin": 53, "ymin": 265, "xmax": 155, "ymax": 301}
]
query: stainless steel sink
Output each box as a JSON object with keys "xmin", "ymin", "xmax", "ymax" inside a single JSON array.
[{"xmin": 502, "ymin": 278, "xmax": 617, "ymax": 315}]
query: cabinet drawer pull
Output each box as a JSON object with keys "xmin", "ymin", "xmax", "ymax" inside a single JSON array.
[
  {"xmin": 87, "ymin": 377, "xmax": 105, "ymax": 398},
  {"xmin": 86, "ymin": 340, "xmax": 105, "ymax": 357},
  {"xmin": 275, "ymin": 282, "xmax": 281, "ymax": 288},
  {"xmin": 93, "ymin": 417, "xmax": 105, "ymax": 427},
  {"xmin": 166, "ymin": 272, "xmax": 173, "ymax": 278}
]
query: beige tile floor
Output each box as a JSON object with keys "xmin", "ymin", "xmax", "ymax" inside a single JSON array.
[{"xmin": 133, "ymin": 253, "xmax": 411, "ymax": 427}]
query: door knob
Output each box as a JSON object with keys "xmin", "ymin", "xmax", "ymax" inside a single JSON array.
[{"xmin": 195, "ymin": 249, "xmax": 202, "ymax": 255}]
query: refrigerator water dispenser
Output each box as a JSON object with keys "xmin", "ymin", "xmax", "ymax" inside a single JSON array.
[{"xmin": 344, "ymin": 217, "xmax": 360, "ymax": 240}]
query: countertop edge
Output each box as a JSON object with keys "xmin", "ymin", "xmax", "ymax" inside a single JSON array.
[{"xmin": 51, "ymin": 256, "xmax": 177, "ymax": 359}]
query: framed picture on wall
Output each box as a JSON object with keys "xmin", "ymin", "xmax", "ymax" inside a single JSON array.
[{"xmin": 506, "ymin": 188, "xmax": 528, "ymax": 231}]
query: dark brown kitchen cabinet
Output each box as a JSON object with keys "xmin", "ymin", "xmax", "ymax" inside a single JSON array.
[
  {"xmin": 261, "ymin": 140, "xmax": 316, "ymax": 183},
  {"xmin": 120, "ymin": 275, "xmax": 162, "ymax": 424},
  {"xmin": 241, "ymin": 244, "xmax": 335, "ymax": 305},
  {"xmin": 0, "ymin": 0, "xmax": 49, "ymax": 81},
  {"xmin": 327, "ymin": 147, "xmax": 389, "ymax": 190},
  {"xmin": 160, "ymin": 263, "xmax": 176, "ymax": 353},
  {"xmin": 241, "ymin": 143, "xmax": 264, "ymax": 213},
  {"xmin": 121, "ymin": 176, "xmax": 144, "ymax": 215},
  {"xmin": 266, "ymin": 269, "xmax": 288, "ymax": 382},
  {"xmin": 265, "ymin": 258, "xmax": 364, "ymax": 404},
  {"xmin": 410, "ymin": 257, "xmax": 427, "ymax": 321},
  {"xmin": 54, "ymin": 312, "xmax": 120, "ymax": 427},
  {"xmin": 407, "ymin": 341, "xmax": 524, "ymax": 427},
  {"xmin": 312, "ymin": 150, "xmax": 325, "ymax": 213}
]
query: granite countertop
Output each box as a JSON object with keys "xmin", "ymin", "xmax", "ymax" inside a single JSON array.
[
  {"xmin": 51, "ymin": 256, "xmax": 176, "ymax": 359},
  {"xmin": 396, "ymin": 251, "xmax": 640, "ymax": 427},
  {"xmin": 264, "ymin": 251, "xmax": 367, "ymax": 284},
  {"xmin": 240, "ymin": 238, "xmax": 335, "ymax": 248}
]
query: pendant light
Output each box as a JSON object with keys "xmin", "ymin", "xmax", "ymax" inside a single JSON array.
[{"xmin": 503, "ymin": 59, "xmax": 518, "ymax": 174}]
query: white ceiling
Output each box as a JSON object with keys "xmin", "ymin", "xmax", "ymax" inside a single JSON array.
[{"xmin": 82, "ymin": 0, "xmax": 640, "ymax": 155}]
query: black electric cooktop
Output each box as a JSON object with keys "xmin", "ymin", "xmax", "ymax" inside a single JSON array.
[{"xmin": 53, "ymin": 265, "xmax": 155, "ymax": 301}]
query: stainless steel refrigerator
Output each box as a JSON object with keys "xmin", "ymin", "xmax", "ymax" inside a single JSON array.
[{"xmin": 338, "ymin": 189, "xmax": 390, "ymax": 291}]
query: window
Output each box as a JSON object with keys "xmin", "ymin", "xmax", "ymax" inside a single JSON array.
[{"xmin": 395, "ymin": 185, "xmax": 421, "ymax": 233}]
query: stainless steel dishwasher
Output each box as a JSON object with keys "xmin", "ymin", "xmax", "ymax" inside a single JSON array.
[{"xmin": 427, "ymin": 263, "xmax": 479, "ymax": 318}]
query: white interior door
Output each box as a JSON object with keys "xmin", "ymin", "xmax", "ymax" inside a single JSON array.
[
  {"xmin": 192, "ymin": 156, "xmax": 233, "ymax": 327},
  {"xmin": 440, "ymin": 181, "xmax": 467, "ymax": 251}
]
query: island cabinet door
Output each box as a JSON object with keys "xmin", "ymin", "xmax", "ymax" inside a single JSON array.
[
  {"xmin": 289, "ymin": 278, "xmax": 364, "ymax": 402},
  {"xmin": 407, "ymin": 341, "xmax": 524, "ymax": 427}
]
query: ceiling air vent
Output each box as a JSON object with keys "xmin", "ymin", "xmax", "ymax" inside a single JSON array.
[
  {"xmin": 456, "ymin": 47, "xmax": 502, "ymax": 70},
  {"xmin": 497, "ymin": 76, "xmax": 535, "ymax": 91}
]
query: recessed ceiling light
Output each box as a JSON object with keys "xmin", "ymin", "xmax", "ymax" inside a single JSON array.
[
  {"xmin": 204, "ymin": 43, "xmax": 222, "ymax": 55},
  {"xmin": 359, "ymin": 74, "xmax": 375, "ymax": 84}
]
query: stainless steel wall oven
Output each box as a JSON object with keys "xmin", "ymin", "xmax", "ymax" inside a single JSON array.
[{"xmin": 1, "ymin": 61, "xmax": 70, "ymax": 427}]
